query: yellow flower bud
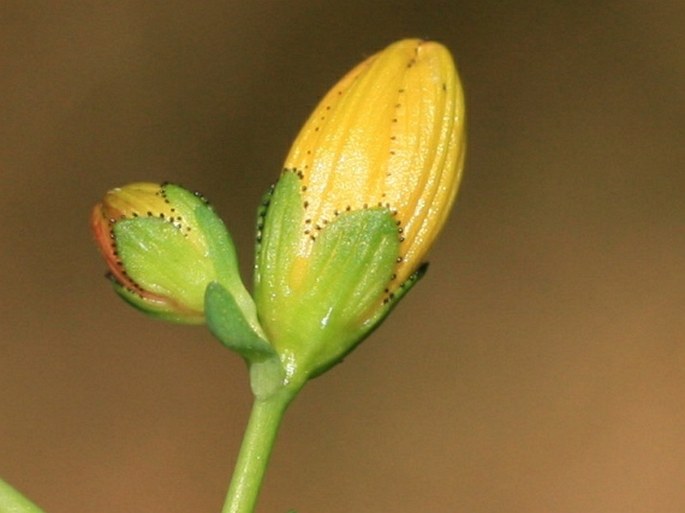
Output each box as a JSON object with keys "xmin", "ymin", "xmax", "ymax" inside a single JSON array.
[{"xmin": 255, "ymin": 39, "xmax": 466, "ymax": 381}]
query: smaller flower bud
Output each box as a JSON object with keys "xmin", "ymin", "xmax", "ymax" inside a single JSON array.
[{"xmin": 91, "ymin": 182, "xmax": 246, "ymax": 324}]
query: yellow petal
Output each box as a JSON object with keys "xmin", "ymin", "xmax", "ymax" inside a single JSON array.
[{"xmin": 284, "ymin": 38, "xmax": 465, "ymax": 288}]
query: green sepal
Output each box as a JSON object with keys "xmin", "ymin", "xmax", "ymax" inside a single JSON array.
[
  {"xmin": 254, "ymin": 171, "xmax": 303, "ymax": 323},
  {"xmin": 296, "ymin": 206, "xmax": 400, "ymax": 377},
  {"xmin": 113, "ymin": 217, "xmax": 214, "ymax": 320},
  {"xmin": 255, "ymin": 182, "xmax": 276, "ymax": 260},
  {"xmin": 193, "ymin": 202, "xmax": 239, "ymax": 289},
  {"xmin": 294, "ymin": 208, "xmax": 401, "ymax": 340},
  {"xmin": 255, "ymin": 170, "xmax": 402, "ymax": 379},
  {"xmin": 114, "ymin": 217, "xmax": 214, "ymax": 301},
  {"xmin": 205, "ymin": 281, "xmax": 277, "ymax": 362},
  {"xmin": 364, "ymin": 262, "xmax": 429, "ymax": 334},
  {"xmin": 309, "ymin": 262, "xmax": 428, "ymax": 378},
  {"xmin": 0, "ymin": 477, "xmax": 45, "ymax": 513},
  {"xmin": 111, "ymin": 277, "xmax": 199, "ymax": 324}
]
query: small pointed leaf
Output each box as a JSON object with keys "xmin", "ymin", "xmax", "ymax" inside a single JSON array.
[{"xmin": 205, "ymin": 282, "xmax": 276, "ymax": 362}]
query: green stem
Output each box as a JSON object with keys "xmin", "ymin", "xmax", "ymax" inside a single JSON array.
[{"xmin": 221, "ymin": 389, "xmax": 296, "ymax": 513}]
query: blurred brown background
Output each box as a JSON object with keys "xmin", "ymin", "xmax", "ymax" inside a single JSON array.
[{"xmin": 1, "ymin": 2, "xmax": 684, "ymax": 512}]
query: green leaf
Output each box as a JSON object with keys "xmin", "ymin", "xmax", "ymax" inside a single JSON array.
[
  {"xmin": 0, "ymin": 478, "xmax": 45, "ymax": 513},
  {"xmin": 205, "ymin": 281, "xmax": 276, "ymax": 362}
]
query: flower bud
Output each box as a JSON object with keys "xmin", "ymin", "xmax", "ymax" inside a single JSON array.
[
  {"xmin": 91, "ymin": 182, "xmax": 247, "ymax": 324},
  {"xmin": 255, "ymin": 39, "xmax": 466, "ymax": 381}
]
